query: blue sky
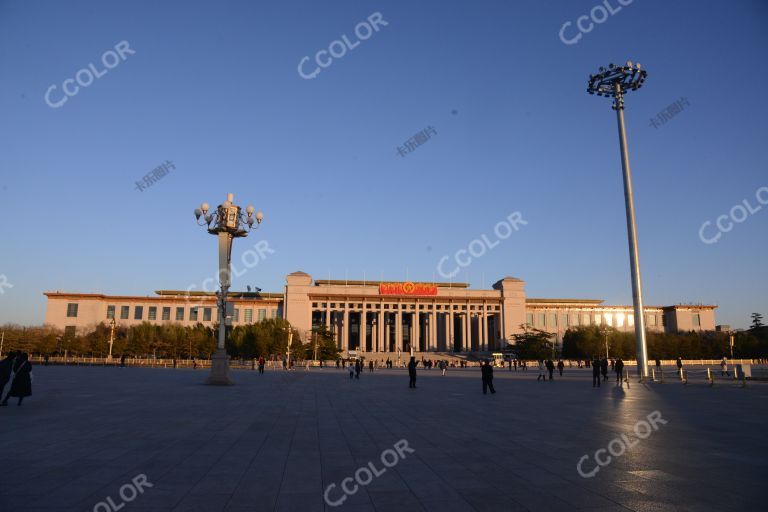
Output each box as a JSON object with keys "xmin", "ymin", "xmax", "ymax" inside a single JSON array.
[{"xmin": 0, "ymin": 0, "xmax": 766, "ymax": 329}]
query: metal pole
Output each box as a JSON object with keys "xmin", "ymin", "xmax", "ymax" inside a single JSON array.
[
  {"xmin": 614, "ymin": 82, "xmax": 649, "ymax": 379},
  {"xmin": 0, "ymin": 331, "xmax": 4, "ymax": 358}
]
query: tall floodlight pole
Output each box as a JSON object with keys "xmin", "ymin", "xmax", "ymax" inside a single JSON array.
[
  {"xmin": 587, "ymin": 61, "xmax": 650, "ymax": 379},
  {"xmin": 195, "ymin": 193, "xmax": 263, "ymax": 385}
]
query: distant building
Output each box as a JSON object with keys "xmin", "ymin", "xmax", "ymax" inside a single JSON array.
[{"xmin": 44, "ymin": 272, "xmax": 717, "ymax": 353}]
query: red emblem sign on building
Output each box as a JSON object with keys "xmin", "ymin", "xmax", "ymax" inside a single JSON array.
[{"xmin": 379, "ymin": 282, "xmax": 438, "ymax": 296}]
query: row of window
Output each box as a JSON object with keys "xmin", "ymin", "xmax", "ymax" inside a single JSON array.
[
  {"xmin": 311, "ymin": 302, "xmax": 501, "ymax": 312},
  {"xmin": 98, "ymin": 304, "xmax": 277, "ymax": 323},
  {"xmin": 525, "ymin": 311, "xmax": 663, "ymax": 329}
]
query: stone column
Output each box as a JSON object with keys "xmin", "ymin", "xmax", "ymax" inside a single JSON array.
[
  {"xmin": 359, "ymin": 309, "xmax": 366, "ymax": 353},
  {"xmin": 430, "ymin": 312, "xmax": 437, "ymax": 351},
  {"xmin": 342, "ymin": 308, "xmax": 349, "ymax": 354},
  {"xmin": 378, "ymin": 312, "xmax": 385, "ymax": 352},
  {"xmin": 414, "ymin": 309, "xmax": 420, "ymax": 353},
  {"xmin": 481, "ymin": 309, "xmax": 487, "ymax": 351},
  {"xmin": 465, "ymin": 312, "xmax": 472, "ymax": 352},
  {"xmin": 396, "ymin": 309, "xmax": 402, "ymax": 357},
  {"xmin": 449, "ymin": 310, "xmax": 454, "ymax": 352}
]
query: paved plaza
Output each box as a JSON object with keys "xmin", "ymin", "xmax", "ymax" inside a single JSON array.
[{"xmin": 0, "ymin": 365, "xmax": 766, "ymax": 512}]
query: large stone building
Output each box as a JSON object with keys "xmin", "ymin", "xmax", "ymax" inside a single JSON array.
[{"xmin": 44, "ymin": 272, "xmax": 717, "ymax": 354}]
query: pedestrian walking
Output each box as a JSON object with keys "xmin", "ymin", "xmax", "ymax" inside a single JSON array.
[
  {"xmin": 676, "ymin": 356, "xmax": 683, "ymax": 379},
  {"xmin": 557, "ymin": 360, "xmax": 564, "ymax": 376},
  {"xmin": 348, "ymin": 362, "xmax": 354, "ymax": 380},
  {"xmin": 592, "ymin": 357, "xmax": 601, "ymax": 387},
  {"xmin": 0, "ymin": 352, "xmax": 17, "ymax": 399},
  {"xmin": 369, "ymin": 360, "xmax": 374, "ymax": 372},
  {"xmin": 192, "ymin": 357, "xmax": 197, "ymax": 370},
  {"xmin": 258, "ymin": 356, "xmax": 265, "ymax": 374},
  {"xmin": 600, "ymin": 357, "xmax": 609, "ymax": 382},
  {"xmin": 408, "ymin": 356, "xmax": 417, "ymax": 388},
  {"xmin": 355, "ymin": 360, "xmax": 361, "ymax": 379},
  {"xmin": 546, "ymin": 359, "xmax": 555, "ymax": 380},
  {"xmin": 536, "ymin": 361, "xmax": 546, "ymax": 381},
  {"xmin": 481, "ymin": 360, "xmax": 496, "ymax": 395},
  {"xmin": 1, "ymin": 353, "xmax": 32, "ymax": 406},
  {"xmin": 513, "ymin": 359, "xmax": 518, "ymax": 371},
  {"xmin": 720, "ymin": 357, "xmax": 729, "ymax": 376},
  {"xmin": 615, "ymin": 357, "xmax": 625, "ymax": 387},
  {"xmin": 440, "ymin": 360, "xmax": 447, "ymax": 376}
]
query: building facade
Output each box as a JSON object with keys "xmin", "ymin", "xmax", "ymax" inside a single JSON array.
[{"xmin": 44, "ymin": 271, "xmax": 717, "ymax": 354}]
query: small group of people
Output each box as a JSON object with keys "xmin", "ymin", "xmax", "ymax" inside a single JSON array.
[
  {"xmin": 0, "ymin": 352, "xmax": 33, "ymax": 406},
  {"xmin": 535, "ymin": 359, "xmax": 564, "ymax": 381},
  {"xmin": 592, "ymin": 356, "xmax": 625, "ymax": 387},
  {"xmin": 348, "ymin": 360, "xmax": 362, "ymax": 380}
]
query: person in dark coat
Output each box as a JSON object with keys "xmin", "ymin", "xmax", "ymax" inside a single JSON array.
[
  {"xmin": 481, "ymin": 360, "xmax": 496, "ymax": 394},
  {"xmin": 2, "ymin": 353, "xmax": 31, "ymax": 406},
  {"xmin": 408, "ymin": 357, "xmax": 417, "ymax": 388},
  {"xmin": 557, "ymin": 360, "xmax": 564, "ymax": 376},
  {"xmin": 368, "ymin": 360, "xmax": 374, "ymax": 372},
  {"xmin": 600, "ymin": 357, "xmax": 609, "ymax": 382},
  {"xmin": 0, "ymin": 352, "xmax": 17, "ymax": 399},
  {"xmin": 354, "ymin": 360, "xmax": 361, "ymax": 379},
  {"xmin": 546, "ymin": 359, "xmax": 555, "ymax": 380},
  {"xmin": 592, "ymin": 357, "xmax": 601, "ymax": 387},
  {"xmin": 615, "ymin": 358, "xmax": 625, "ymax": 386}
]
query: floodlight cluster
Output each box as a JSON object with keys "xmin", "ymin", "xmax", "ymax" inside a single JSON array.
[{"xmin": 587, "ymin": 60, "xmax": 647, "ymax": 99}]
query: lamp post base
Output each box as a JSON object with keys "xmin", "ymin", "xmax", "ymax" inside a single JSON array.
[{"xmin": 205, "ymin": 349, "xmax": 233, "ymax": 386}]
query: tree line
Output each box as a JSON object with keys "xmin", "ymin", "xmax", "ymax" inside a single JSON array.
[
  {"xmin": 510, "ymin": 322, "xmax": 768, "ymax": 361},
  {"xmin": 0, "ymin": 319, "xmax": 340, "ymax": 360}
]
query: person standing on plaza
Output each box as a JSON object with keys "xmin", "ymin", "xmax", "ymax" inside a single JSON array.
[
  {"xmin": 0, "ymin": 352, "xmax": 17, "ymax": 399},
  {"xmin": 557, "ymin": 360, "xmax": 564, "ymax": 376},
  {"xmin": 546, "ymin": 359, "xmax": 555, "ymax": 380},
  {"xmin": 592, "ymin": 357, "xmax": 601, "ymax": 387},
  {"xmin": 513, "ymin": 359, "xmax": 518, "ymax": 371},
  {"xmin": 720, "ymin": 357, "xmax": 729, "ymax": 376},
  {"xmin": 440, "ymin": 360, "xmax": 447, "ymax": 376},
  {"xmin": 536, "ymin": 361, "xmax": 546, "ymax": 381},
  {"xmin": 408, "ymin": 356, "xmax": 417, "ymax": 388},
  {"xmin": 1, "ymin": 353, "xmax": 32, "ymax": 406},
  {"xmin": 354, "ymin": 360, "xmax": 361, "ymax": 379},
  {"xmin": 481, "ymin": 360, "xmax": 496, "ymax": 395},
  {"xmin": 348, "ymin": 362, "xmax": 354, "ymax": 380},
  {"xmin": 600, "ymin": 357, "xmax": 609, "ymax": 382},
  {"xmin": 258, "ymin": 356, "xmax": 265, "ymax": 374},
  {"xmin": 615, "ymin": 357, "xmax": 625, "ymax": 386},
  {"xmin": 369, "ymin": 360, "xmax": 374, "ymax": 372},
  {"xmin": 676, "ymin": 357, "xmax": 683, "ymax": 379}
]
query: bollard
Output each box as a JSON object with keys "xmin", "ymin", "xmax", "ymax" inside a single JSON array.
[
  {"xmin": 682, "ymin": 370, "xmax": 688, "ymax": 385},
  {"xmin": 707, "ymin": 367, "xmax": 714, "ymax": 386},
  {"xmin": 651, "ymin": 368, "xmax": 656, "ymax": 382}
]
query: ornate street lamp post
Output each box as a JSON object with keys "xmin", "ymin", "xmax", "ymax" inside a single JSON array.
[
  {"xmin": 194, "ymin": 193, "xmax": 263, "ymax": 385},
  {"xmin": 587, "ymin": 60, "xmax": 649, "ymax": 379}
]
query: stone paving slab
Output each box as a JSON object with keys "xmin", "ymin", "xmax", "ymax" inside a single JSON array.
[{"xmin": 0, "ymin": 366, "xmax": 766, "ymax": 511}]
